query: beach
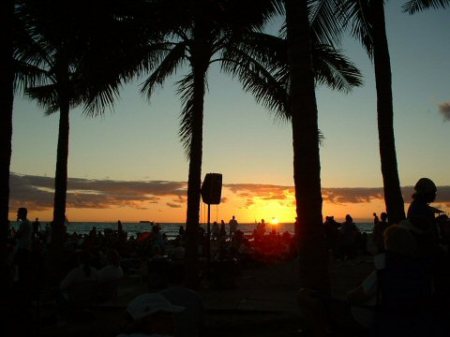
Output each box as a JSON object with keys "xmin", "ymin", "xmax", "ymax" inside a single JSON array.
[{"xmin": 35, "ymin": 253, "xmax": 374, "ymax": 337}]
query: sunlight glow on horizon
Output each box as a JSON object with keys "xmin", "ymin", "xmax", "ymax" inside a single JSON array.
[{"xmin": 10, "ymin": 185, "xmax": 438, "ymax": 224}]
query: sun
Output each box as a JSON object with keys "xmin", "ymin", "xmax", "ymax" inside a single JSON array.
[{"xmin": 270, "ymin": 217, "xmax": 279, "ymax": 225}]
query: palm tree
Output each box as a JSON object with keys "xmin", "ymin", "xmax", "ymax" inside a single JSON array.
[
  {"xmin": 283, "ymin": 0, "xmax": 339, "ymax": 291},
  {"xmin": 341, "ymin": 0, "xmax": 407, "ymax": 225},
  {"xmin": 137, "ymin": 1, "xmax": 358, "ymax": 288},
  {"xmin": 124, "ymin": 0, "xmax": 279, "ymax": 287},
  {"xmin": 18, "ymin": 0, "xmax": 134, "ymax": 250},
  {"xmin": 226, "ymin": 0, "xmax": 355, "ymax": 291},
  {"xmin": 0, "ymin": 0, "xmax": 14, "ymax": 247},
  {"xmin": 135, "ymin": 0, "xmax": 357, "ymax": 288},
  {"xmin": 341, "ymin": 0, "xmax": 448, "ymax": 225}
]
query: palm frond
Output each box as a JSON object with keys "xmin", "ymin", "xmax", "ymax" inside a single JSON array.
[
  {"xmin": 221, "ymin": 46, "xmax": 287, "ymax": 120},
  {"xmin": 339, "ymin": 0, "xmax": 374, "ymax": 58},
  {"xmin": 13, "ymin": 60, "xmax": 52, "ymax": 94},
  {"xmin": 25, "ymin": 84, "xmax": 59, "ymax": 114},
  {"xmin": 402, "ymin": 0, "xmax": 450, "ymax": 14},
  {"xmin": 310, "ymin": 0, "xmax": 343, "ymax": 46},
  {"xmin": 176, "ymin": 74, "xmax": 196, "ymax": 155},
  {"xmin": 226, "ymin": 32, "xmax": 287, "ymax": 69},
  {"xmin": 141, "ymin": 42, "xmax": 188, "ymax": 100},
  {"xmin": 312, "ymin": 43, "xmax": 363, "ymax": 92}
]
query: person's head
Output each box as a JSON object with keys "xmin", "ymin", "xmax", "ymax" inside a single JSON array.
[
  {"xmin": 384, "ymin": 223, "xmax": 418, "ymax": 257},
  {"xmin": 124, "ymin": 293, "xmax": 184, "ymax": 335},
  {"xmin": 345, "ymin": 214, "xmax": 353, "ymax": 223},
  {"xmin": 17, "ymin": 207, "xmax": 28, "ymax": 221},
  {"xmin": 380, "ymin": 212, "xmax": 388, "ymax": 222},
  {"xmin": 413, "ymin": 177, "xmax": 437, "ymax": 203}
]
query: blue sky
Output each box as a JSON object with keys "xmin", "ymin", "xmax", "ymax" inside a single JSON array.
[{"xmin": 9, "ymin": 3, "xmax": 450, "ymax": 222}]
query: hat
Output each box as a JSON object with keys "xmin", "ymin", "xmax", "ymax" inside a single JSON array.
[
  {"xmin": 127, "ymin": 293, "xmax": 184, "ymax": 321},
  {"xmin": 414, "ymin": 178, "xmax": 437, "ymax": 194}
]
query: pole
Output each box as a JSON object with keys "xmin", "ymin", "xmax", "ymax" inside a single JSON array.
[{"xmin": 206, "ymin": 203, "xmax": 211, "ymax": 264}]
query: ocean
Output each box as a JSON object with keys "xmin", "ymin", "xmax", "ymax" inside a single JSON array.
[{"xmin": 11, "ymin": 221, "xmax": 373, "ymax": 238}]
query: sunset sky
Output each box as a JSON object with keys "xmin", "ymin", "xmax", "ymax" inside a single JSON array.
[{"xmin": 9, "ymin": 3, "xmax": 450, "ymax": 224}]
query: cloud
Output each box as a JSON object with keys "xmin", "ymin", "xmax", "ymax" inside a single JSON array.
[
  {"xmin": 166, "ymin": 203, "xmax": 182, "ymax": 209},
  {"xmin": 438, "ymin": 101, "xmax": 450, "ymax": 121},
  {"xmin": 225, "ymin": 183, "xmax": 450, "ymax": 205},
  {"xmin": 226, "ymin": 183, "xmax": 293, "ymax": 209},
  {"xmin": 9, "ymin": 173, "xmax": 450, "ymax": 212},
  {"xmin": 323, "ymin": 187, "xmax": 384, "ymax": 204},
  {"xmin": 10, "ymin": 173, "xmax": 186, "ymax": 210}
]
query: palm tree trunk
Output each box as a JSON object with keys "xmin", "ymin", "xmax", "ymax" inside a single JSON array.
[
  {"xmin": 285, "ymin": 0, "xmax": 329, "ymax": 292},
  {"xmin": 0, "ymin": 0, "xmax": 14, "ymax": 245},
  {"xmin": 52, "ymin": 89, "xmax": 70, "ymax": 250},
  {"xmin": 184, "ymin": 23, "xmax": 209, "ymax": 289},
  {"xmin": 0, "ymin": 0, "xmax": 14, "ymax": 290},
  {"xmin": 372, "ymin": 0, "xmax": 405, "ymax": 224}
]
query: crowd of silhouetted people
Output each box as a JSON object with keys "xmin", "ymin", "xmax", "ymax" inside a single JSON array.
[
  {"xmin": 299, "ymin": 178, "xmax": 450, "ymax": 337},
  {"xmin": 2, "ymin": 178, "xmax": 450, "ymax": 337}
]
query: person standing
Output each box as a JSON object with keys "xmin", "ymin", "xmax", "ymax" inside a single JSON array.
[
  {"xmin": 32, "ymin": 217, "xmax": 41, "ymax": 238},
  {"xmin": 229, "ymin": 216, "xmax": 238, "ymax": 236},
  {"xmin": 14, "ymin": 207, "xmax": 33, "ymax": 285},
  {"xmin": 373, "ymin": 212, "xmax": 389, "ymax": 252},
  {"xmin": 211, "ymin": 221, "xmax": 219, "ymax": 239}
]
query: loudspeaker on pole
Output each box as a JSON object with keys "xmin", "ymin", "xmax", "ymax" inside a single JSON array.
[{"xmin": 201, "ymin": 173, "xmax": 222, "ymax": 205}]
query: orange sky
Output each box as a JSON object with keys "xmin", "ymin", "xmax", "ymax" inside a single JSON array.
[{"xmin": 10, "ymin": 174, "xmax": 449, "ymax": 223}]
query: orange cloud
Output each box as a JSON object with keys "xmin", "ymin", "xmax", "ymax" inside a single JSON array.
[{"xmin": 9, "ymin": 173, "xmax": 450, "ymax": 222}]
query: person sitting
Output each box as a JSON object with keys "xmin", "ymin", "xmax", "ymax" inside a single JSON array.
[
  {"xmin": 97, "ymin": 249, "xmax": 124, "ymax": 302},
  {"xmin": 297, "ymin": 224, "xmax": 427, "ymax": 337},
  {"xmin": 160, "ymin": 264, "xmax": 204, "ymax": 337},
  {"xmin": 60, "ymin": 250, "xmax": 98, "ymax": 312},
  {"xmin": 117, "ymin": 293, "xmax": 184, "ymax": 337},
  {"xmin": 407, "ymin": 177, "xmax": 441, "ymax": 255}
]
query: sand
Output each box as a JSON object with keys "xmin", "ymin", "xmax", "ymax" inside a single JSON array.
[{"xmin": 32, "ymin": 253, "xmax": 374, "ymax": 337}]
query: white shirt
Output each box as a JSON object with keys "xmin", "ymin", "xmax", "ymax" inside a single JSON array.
[
  {"xmin": 98, "ymin": 265, "xmax": 124, "ymax": 283},
  {"xmin": 60, "ymin": 265, "xmax": 98, "ymax": 290}
]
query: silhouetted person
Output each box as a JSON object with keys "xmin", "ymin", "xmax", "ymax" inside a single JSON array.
[
  {"xmin": 229, "ymin": 216, "xmax": 238, "ymax": 236},
  {"xmin": 32, "ymin": 217, "xmax": 41, "ymax": 238},
  {"xmin": 178, "ymin": 225, "xmax": 186, "ymax": 238},
  {"xmin": 338, "ymin": 214, "xmax": 360, "ymax": 260},
  {"xmin": 14, "ymin": 208, "xmax": 32, "ymax": 288},
  {"xmin": 161, "ymin": 264, "xmax": 204, "ymax": 337},
  {"xmin": 373, "ymin": 212, "xmax": 389, "ymax": 252},
  {"xmin": 211, "ymin": 221, "xmax": 219, "ymax": 239},
  {"xmin": 324, "ymin": 216, "xmax": 340, "ymax": 257},
  {"xmin": 119, "ymin": 293, "xmax": 183, "ymax": 337},
  {"xmin": 373, "ymin": 212, "xmax": 380, "ymax": 225},
  {"xmin": 98, "ymin": 249, "xmax": 123, "ymax": 302},
  {"xmin": 407, "ymin": 177, "xmax": 440, "ymax": 254},
  {"xmin": 219, "ymin": 220, "xmax": 226, "ymax": 238}
]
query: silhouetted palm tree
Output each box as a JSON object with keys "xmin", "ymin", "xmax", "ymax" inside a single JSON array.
[
  {"xmin": 341, "ymin": 0, "xmax": 448, "ymax": 225},
  {"xmin": 340, "ymin": 0, "xmax": 408, "ymax": 225},
  {"xmin": 126, "ymin": 0, "xmax": 279, "ymax": 287},
  {"xmin": 283, "ymin": 0, "xmax": 346, "ymax": 291},
  {"xmin": 0, "ymin": 0, "xmax": 14, "ymax": 246},
  {"xmin": 0, "ymin": 0, "xmax": 45, "ymax": 245},
  {"xmin": 18, "ymin": 0, "xmax": 133, "ymax": 249},
  {"xmin": 215, "ymin": 1, "xmax": 359, "ymax": 291}
]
